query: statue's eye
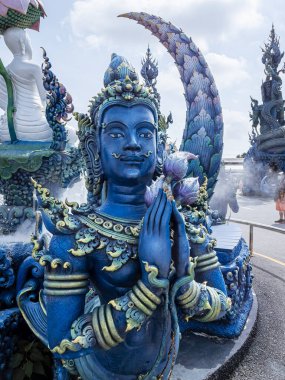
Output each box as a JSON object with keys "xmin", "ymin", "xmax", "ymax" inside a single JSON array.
[
  {"xmin": 109, "ymin": 132, "xmax": 124, "ymax": 138},
  {"xmin": 139, "ymin": 131, "xmax": 153, "ymax": 139}
]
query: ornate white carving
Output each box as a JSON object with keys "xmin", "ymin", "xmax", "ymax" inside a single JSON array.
[{"xmin": 0, "ymin": 27, "xmax": 52, "ymax": 142}]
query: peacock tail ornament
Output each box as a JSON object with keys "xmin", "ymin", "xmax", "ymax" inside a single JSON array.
[{"xmin": 119, "ymin": 12, "xmax": 224, "ymax": 198}]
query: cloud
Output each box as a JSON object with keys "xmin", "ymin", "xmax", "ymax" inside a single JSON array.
[
  {"xmin": 222, "ymin": 108, "xmax": 251, "ymax": 156},
  {"xmin": 63, "ymin": 0, "xmax": 274, "ymax": 159},
  {"xmin": 206, "ymin": 53, "xmax": 250, "ymax": 90},
  {"xmin": 232, "ymin": 0, "xmax": 263, "ymax": 30},
  {"xmin": 68, "ymin": 0, "xmax": 264, "ymax": 51}
]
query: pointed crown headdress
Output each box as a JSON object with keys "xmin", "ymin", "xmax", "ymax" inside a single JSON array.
[{"xmin": 89, "ymin": 52, "xmax": 162, "ymax": 128}]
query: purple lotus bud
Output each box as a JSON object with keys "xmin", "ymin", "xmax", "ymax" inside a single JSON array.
[
  {"xmin": 173, "ymin": 177, "xmax": 200, "ymax": 206},
  {"xmin": 174, "ymin": 151, "xmax": 198, "ymax": 161},
  {"xmin": 163, "ymin": 151, "xmax": 198, "ymax": 182},
  {"xmin": 144, "ymin": 176, "xmax": 164, "ymax": 207}
]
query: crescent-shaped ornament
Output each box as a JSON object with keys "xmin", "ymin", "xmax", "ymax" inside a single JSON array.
[{"xmin": 119, "ymin": 12, "xmax": 224, "ymax": 198}]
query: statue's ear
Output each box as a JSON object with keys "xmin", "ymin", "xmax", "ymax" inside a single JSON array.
[
  {"xmin": 96, "ymin": 126, "xmax": 101, "ymax": 154},
  {"xmin": 83, "ymin": 132, "xmax": 104, "ymax": 196},
  {"xmin": 75, "ymin": 113, "xmax": 104, "ymax": 201},
  {"xmin": 154, "ymin": 138, "xmax": 165, "ymax": 178}
]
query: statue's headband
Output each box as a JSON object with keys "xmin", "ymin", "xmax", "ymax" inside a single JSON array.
[{"xmin": 89, "ymin": 53, "xmax": 160, "ymax": 128}]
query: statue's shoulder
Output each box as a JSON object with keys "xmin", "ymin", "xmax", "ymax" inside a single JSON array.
[{"xmin": 32, "ymin": 179, "xmax": 89, "ymax": 236}]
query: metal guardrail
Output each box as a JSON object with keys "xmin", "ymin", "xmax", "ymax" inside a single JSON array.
[{"xmin": 228, "ymin": 218, "xmax": 285, "ymax": 255}]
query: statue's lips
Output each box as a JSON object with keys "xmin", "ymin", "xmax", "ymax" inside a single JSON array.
[{"xmin": 120, "ymin": 156, "xmax": 144, "ymax": 162}]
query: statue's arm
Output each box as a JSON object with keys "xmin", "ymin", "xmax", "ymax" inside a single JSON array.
[
  {"xmin": 175, "ymin": 237, "xmax": 231, "ymax": 323},
  {"xmin": 171, "ymin": 203, "xmax": 231, "ymax": 322},
  {"xmin": 45, "ymin": 234, "xmax": 88, "ymax": 351},
  {"xmin": 49, "ymin": 259, "xmax": 166, "ymax": 359}
]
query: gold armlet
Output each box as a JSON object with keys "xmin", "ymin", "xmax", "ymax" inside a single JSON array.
[
  {"xmin": 44, "ymin": 273, "xmax": 89, "ymax": 296},
  {"xmin": 195, "ymin": 252, "xmax": 220, "ymax": 273}
]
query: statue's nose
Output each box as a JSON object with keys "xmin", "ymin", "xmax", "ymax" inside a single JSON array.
[{"xmin": 123, "ymin": 136, "xmax": 141, "ymax": 151}]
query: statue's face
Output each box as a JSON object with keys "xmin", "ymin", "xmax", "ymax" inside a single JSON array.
[{"xmin": 100, "ymin": 104, "xmax": 157, "ymax": 184}]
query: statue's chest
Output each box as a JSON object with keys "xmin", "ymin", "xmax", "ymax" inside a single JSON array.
[{"xmin": 73, "ymin": 213, "xmax": 141, "ymax": 289}]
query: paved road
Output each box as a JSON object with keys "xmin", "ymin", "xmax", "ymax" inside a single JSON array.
[{"xmin": 226, "ymin": 193, "xmax": 285, "ymax": 380}]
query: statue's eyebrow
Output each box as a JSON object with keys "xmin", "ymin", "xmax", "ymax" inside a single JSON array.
[
  {"xmin": 135, "ymin": 121, "xmax": 155, "ymax": 130},
  {"xmin": 105, "ymin": 121, "xmax": 127, "ymax": 129}
]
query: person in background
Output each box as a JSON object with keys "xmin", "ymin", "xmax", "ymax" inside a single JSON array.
[{"xmin": 275, "ymin": 186, "xmax": 285, "ymax": 223}]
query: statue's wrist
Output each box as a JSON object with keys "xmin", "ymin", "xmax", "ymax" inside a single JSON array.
[
  {"xmin": 140, "ymin": 275, "xmax": 164, "ymax": 297},
  {"xmin": 175, "ymin": 262, "xmax": 190, "ymax": 279}
]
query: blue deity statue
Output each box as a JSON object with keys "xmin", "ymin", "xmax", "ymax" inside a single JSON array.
[
  {"xmin": 16, "ymin": 13, "xmax": 238, "ymax": 379},
  {"xmin": 244, "ymin": 25, "xmax": 285, "ymax": 196}
]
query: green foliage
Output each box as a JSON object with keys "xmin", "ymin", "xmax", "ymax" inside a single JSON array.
[{"xmin": 9, "ymin": 339, "xmax": 53, "ymax": 380}]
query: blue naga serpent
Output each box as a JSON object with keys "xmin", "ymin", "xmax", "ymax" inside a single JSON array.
[{"xmin": 120, "ymin": 12, "xmax": 224, "ymax": 198}]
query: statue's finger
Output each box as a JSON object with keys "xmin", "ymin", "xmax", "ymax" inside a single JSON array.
[
  {"xmin": 171, "ymin": 201, "xmax": 184, "ymax": 225},
  {"xmin": 154, "ymin": 191, "xmax": 167, "ymax": 234},
  {"xmin": 147, "ymin": 188, "xmax": 163, "ymax": 233},
  {"xmin": 160, "ymin": 199, "xmax": 172, "ymax": 233}
]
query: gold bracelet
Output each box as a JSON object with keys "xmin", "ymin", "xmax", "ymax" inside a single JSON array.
[
  {"xmin": 92, "ymin": 305, "xmax": 123, "ymax": 350},
  {"xmin": 195, "ymin": 287, "xmax": 222, "ymax": 322},
  {"xmin": 177, "ymin": 281, "xmax": 201, "ymax": 309},
  {"xmin": 105, "ymin": 304, "xmax": 124, "ymax": 344},
  {"xmin": 132, "ymin": 285, "xmax": 157, "ymax": 311},
  {"xmin": 137, "ymin": 280, "xmax": 161, "ymax": 305}
]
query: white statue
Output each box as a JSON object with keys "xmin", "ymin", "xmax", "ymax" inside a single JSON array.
[{"xmin": 0, "ymin": 27, "xmax": 52, "ymax": 142}]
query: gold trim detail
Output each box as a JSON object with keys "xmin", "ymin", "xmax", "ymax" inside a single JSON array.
[
  {"xmin": 45, "ymin": 273, "xmax": 89, "ymax": 281},
  {"xmin": 105, "ymin": 304, "xmax": 124, "ymax": 344},
  {"xmin": 44, "ymin": 288, "xmax": 88, "ymax": 296},
  {"xmin": 44, "ymin": 280, "xmax": 89, "ymax": 289},
  {"xmin": 92, "ymin": 307, "xmax": 111, "ymax": 350}
]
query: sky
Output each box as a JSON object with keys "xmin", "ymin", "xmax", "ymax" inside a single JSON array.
[{"xmin": 1, "ymin": 0, "xmax": 285, "ymax": 157}]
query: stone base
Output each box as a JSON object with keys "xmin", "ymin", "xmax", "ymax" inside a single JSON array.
[{"xmin": 172, "ymin": 292, "xmax": 258, "ymax": 380}]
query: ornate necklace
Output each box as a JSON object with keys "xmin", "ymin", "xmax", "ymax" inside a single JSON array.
[{"xmin": 71, "ymin": 211, "xmax": 142, "ymax": 272}]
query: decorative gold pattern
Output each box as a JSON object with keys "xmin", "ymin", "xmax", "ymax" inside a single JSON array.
[
  {"xmin": 142, "ymin": 261, "xmax": 169, "ymax": 288},
  {"xmin": 77, "ymin": 214, "xmax": 141, "ymax": 244},
  {"xmin": 31, "ymin": 179, "xmax": 82, "ymax": 234},
  {"xmin": 68, "ymin": 211, "xmax": 142, "ymax": 271},
  {"xmin": 51, "ymin": 339, "xmax": 81, "ymax": 354}
]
